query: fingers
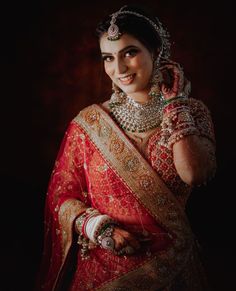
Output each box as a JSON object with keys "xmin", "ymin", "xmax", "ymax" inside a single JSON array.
[
  {"xmin": 182, "ymin": 77, "xmax": 191, "ymax": 96},
  {"xmin": 159, "ymin": 61, "xmax": 185, "ymax": 99},
  {"xmin": 161, "ymin": 83, "xmax": 176, "ymax": 99},
  {"xmin": 122, "ymin": 231, "xmax": 140, "ymax": 250},
  {"xmin": 112, "ymin": 228, "xmax": 125, "ymax": 250},
  {"xmin": 112, "ymin": 227, "xmax": 140, "ymax": 254}
]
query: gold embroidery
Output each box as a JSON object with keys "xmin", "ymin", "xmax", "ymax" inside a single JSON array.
[
  {"xmin": 123, "ymin": 155, "xmax": 140, "ymax": 172},
  {"xmin": 109, "ymin": 136, "xmax": 124, "ymax": 154},
  {"xmin": 85, "ymin": 109, "xmax": 100, "ymax": 125},
  {"xmin": 51, "ymin": 199, "xmax": 87, "ymax": 290},
  {"xmin": 97, "ymin": 164, "xmax": 109, "ymax": 173},
  {"xmin": 58, "ymin": 199, "xmax": 87, "ymax": 259},
  {"xmin": 178, "ymin": 110, "xmax": 194, "ymax": 123},
  {"xmin": 99, "ymin": 119, "xmax": 112, "ymax": 138},
  {"xmin": 139, "ymin": 174, "xmax": 155, "ymax": 191},
  {"xmin": 82, "ymin": 191, "xmax": 88, "ymax": 200}
]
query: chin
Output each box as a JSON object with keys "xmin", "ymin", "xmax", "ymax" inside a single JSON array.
[
  {"xmin": 118, "ymin": 83, "xmax": 149, "ymax": 95},
  {"xmin": 119, "ymin": 85, "xmax": 139, "ymax": 95}
]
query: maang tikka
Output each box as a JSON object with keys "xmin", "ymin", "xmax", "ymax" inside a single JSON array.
[{"xmin": 107, "ymin": 5, "xmax": 171, "ymax": 61}]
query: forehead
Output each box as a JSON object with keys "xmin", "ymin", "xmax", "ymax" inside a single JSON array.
[{"xmin": 100, "ymin": 33, "xmax": 146, "ymax": 54}]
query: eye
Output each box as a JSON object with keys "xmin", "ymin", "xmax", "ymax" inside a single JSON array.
[
  {"xmin": 124, "ymin": 49, "xmax": 139, "ymax": 58},
  {"xmin": 102, "ymin": 55, "xmax": 114, "ymax": 62}
]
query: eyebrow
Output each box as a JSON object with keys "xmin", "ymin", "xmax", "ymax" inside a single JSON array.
[{"xmin": 101, "ymin": 45, "xmax": 138, "ymax": 56}]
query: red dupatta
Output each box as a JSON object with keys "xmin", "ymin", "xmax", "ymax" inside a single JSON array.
[{"xmin": 37, "ymin": 104, "xmax": 195, "ymax": 291}]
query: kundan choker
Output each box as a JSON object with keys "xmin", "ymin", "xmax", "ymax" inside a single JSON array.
[{"xmin": 109, "ymin": 92, "xmax": 164, "ymax": 133}]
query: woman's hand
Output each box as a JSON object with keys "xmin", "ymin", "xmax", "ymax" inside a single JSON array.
[
  {"xmin": 112, "ymin": 226, "xmax": 140, "ymax": 255},
  {"xmin": 159, "ymin": 61, "xmax": 190, "ymax": 100}
]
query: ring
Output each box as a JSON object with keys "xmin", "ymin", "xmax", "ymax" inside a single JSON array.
[
  {"xmin": 100, "ymin": 237, "xmax": 115, "ymax": 251},
  {"xmin": 117, "ymin": 248, "xmax": 126, "ymax": 256},
  {"xmin": 124, "ymin": 246, "xmax": 135, "ymax": 255},
  {"xmin": 117, "ymin": 245, "xmax": 135, "ymax": 256}
]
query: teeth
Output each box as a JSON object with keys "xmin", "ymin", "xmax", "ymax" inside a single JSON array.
[{"xmin": 119, "ymin": 74, "xmax": 134, "ymax": 81}]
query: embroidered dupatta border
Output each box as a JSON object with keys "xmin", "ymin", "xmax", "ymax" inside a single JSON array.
[
  {"xmin": 74, "ymin": 104, "xmax": 194, "ymax": 290},
  {"xmin": 53, "ymin": 199, "xmax": 87, "ymax": 290}
]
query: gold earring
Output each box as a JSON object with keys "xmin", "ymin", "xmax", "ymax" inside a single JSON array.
[
  {"xmin": 112, "ymin": 82, "xmax": 121, "ymax": 94},
  {"xmin": 149, "ymin": 59, "xmax": 162, "ymax": 97}
]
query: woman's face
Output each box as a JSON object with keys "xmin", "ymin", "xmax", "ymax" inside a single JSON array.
[{"xmin": 100, "ymin": 33, "xmax": 153, "ymax": 97}]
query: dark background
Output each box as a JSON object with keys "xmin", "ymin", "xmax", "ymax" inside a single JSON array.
[{"xmin": 1, "ymin": 0, "xmax": 235, "ymax": 290}]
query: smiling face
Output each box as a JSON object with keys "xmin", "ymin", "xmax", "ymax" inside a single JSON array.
[{"xmin": 100, "ymin": 33, "xmax": 154, "ymax": 99}]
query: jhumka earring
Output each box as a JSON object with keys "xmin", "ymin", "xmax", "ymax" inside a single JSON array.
[
  {"xmin": 112, "ymin": 82, "xmax": 121, "ymax": 95},
  {"xmin": 149, "ymin": 57, "xmax": 163, "ymax": 98}
]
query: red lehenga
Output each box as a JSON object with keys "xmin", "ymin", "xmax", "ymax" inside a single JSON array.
[{"xmin": 36, "ymin": 98, "xmax": 215, "ymax": 291}]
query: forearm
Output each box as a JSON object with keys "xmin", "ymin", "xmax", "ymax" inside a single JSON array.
[
  {"xmin": 173, "ymin": 135, "xmax": 216, "ymax": 186},
  {"xmin": 159, "ymin": 95, "xmax": 216, "ymax": 186}
]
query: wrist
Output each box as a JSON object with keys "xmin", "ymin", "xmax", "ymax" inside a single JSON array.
[
  {"xmin": 97, "ymin": 225, "xmax": 115, "ymax": 251},
  {"xmin": 74, "ymin": 207, "xmax": 99, "ymax": 235},
  {"xmin": 163, "ymin": 94, "xmax": 188, "ymax": 106},
  {"xmin": 75, "ymin": 208, "xmax": 117, "ymax": 243},
  {"xmin": 160, "ymin": 98, "xmax": 200, "ymax": 148},
  {"xmin": 162, "ymin": 96, "xmax": 189, "ymax": 115}
]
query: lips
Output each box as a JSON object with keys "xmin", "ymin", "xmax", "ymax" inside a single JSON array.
[{"xmin": 118, "ymin": 74, "xmax": 135, "ymax": 85}]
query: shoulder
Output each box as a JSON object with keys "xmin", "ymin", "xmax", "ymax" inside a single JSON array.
[
  {"xmin": 188, "ymin": 97, "xmax": 212, "ymax": 116},
  {"xmin": 188, "ymin": 97, "xmax": 214, "ymax": 125},
  {"xmin": 188, "ymin": 98, "xmax": 215, "ymax": 143},
  {"xmin": 72, "ymin": 104, "xmax": 99, "ymax": 124},
  {"xmin": 75, "ymin": 103, "xmax": 99, "ymax": 116},
  {"xmin": 73, "ymin": 101, "xmax": 111, "ymax": 124}
]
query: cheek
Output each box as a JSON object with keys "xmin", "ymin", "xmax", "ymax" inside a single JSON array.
[
  {"xmin": 145, "ymin": 61, "xmax": 153, "ymax": 78},
  {"xmin": 104, "ymin": 63, "xmax": 114, "ymax": 77},
  {"xmin": 146, "ymin": 62, "xmax": 153, "ymax": 80},
  {"xmin": 133, "ymin": 57, "xmax": 153, "ymax": 74}
]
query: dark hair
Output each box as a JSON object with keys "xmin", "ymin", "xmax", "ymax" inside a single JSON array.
[{"xmin": 96, "ymin": 5, "xmax": 163, "ymax": 55}]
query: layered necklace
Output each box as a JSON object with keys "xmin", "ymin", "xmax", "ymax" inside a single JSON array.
[{"xmin": 108, "ymin": 92, "xmax": 164, "ymax": 133}]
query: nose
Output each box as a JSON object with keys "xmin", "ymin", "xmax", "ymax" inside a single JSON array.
[{"xmin": 114, "ymin": 57, "xmax": 127, "ymax": 75}]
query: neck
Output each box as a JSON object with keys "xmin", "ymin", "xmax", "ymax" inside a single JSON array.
[{"xmin": 127, "ymin": 90, "xmax": 150, "ymax": 104}]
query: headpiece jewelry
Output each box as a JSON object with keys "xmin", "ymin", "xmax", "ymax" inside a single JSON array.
[{"xmin": 107, "ymin": 5, "xmax": 171, "ymax": 60}]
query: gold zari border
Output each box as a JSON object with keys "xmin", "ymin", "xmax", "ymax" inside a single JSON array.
[
  {"xmin": 53, "ymin": 199, "xmax": 86, "ymax": 290},
  {"xmin": 58, "ymin": 199, "xmax": 87, "ymax": 258}
]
